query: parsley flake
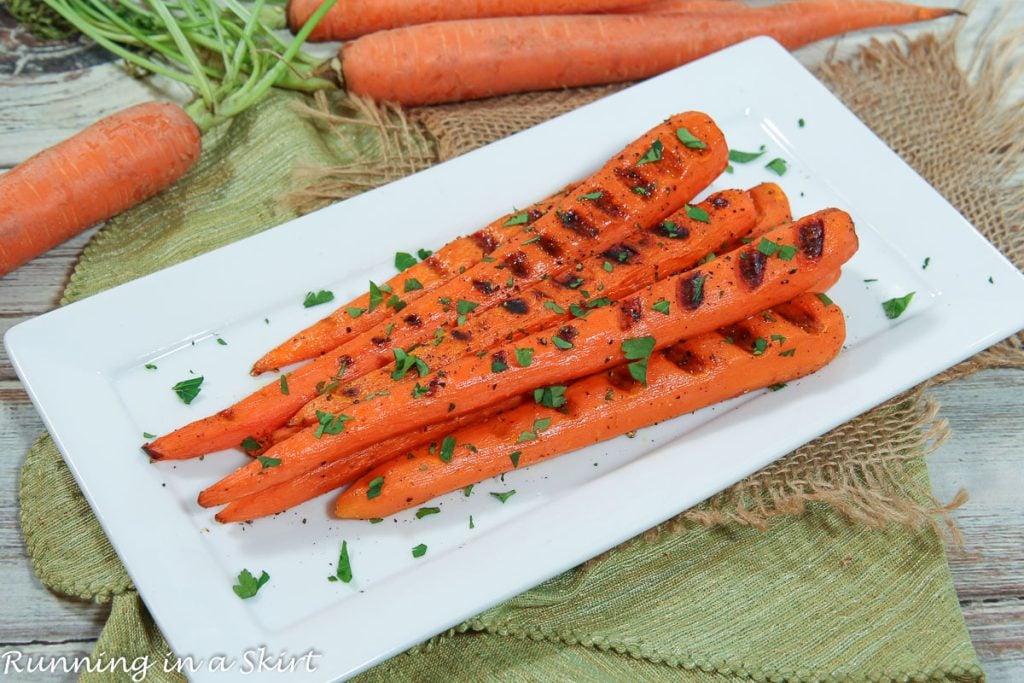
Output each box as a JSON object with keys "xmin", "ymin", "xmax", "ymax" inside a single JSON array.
[
  {"xmin": 391, "ymin": 348, "xmax": 430, "ymax": 380},
  {"xmin": 728, "ymin": 146, "xmax": 766, "ymax": 163},
  {"xmin": 752, "ymin": 338, "xmax": 768, "ymax": 355},
  {"xmin": 603, "ymin": 261, "xmax": 614, "ymax": 272},
  {"xmin": 411, "ymin": 543, "xmax": 428, "ymax": 558},
  {"xmin": 303, "ymin": 290, "xmax": 335, "ymax": 308},
  {"xmin": 232, "ymin": 569, "xmax": 269, "ymax": 599},
  {"xmin": 636, "ymin": 139, "xmax": 664, "ymax": 166},
  {"xmin": 579, "ymin": 191, "xmax": 603, "ymax": 201},
  {"xmin": 765, "ymin": 158, "xmax": 788, "ymax": 176},
  {"xmin": 652, "ymin": 299, "xmax": 671, "ymax": 314},
  {"xmin": 333, "ymin": 540, "xmax": 353, "ymax": 583},
  {"xmin": 544, "ymin": 301, "xmax": 566, "ymax": 314},
  {"xmin": 367, "ymin": 476, "xmax": 384, "ymax": 499},
  {"xmin": 552, "ymin": 335, "xmax": 574, "ymax": 350},
  {"xmin": 882, "ymin": 292, "xmax": 915, "ymax": 319},
  {"xmin": 922, "ymin": 257, "xmax": 931, "ymax": 270},
  {"xmin": 172, "ymin": 376, "xmax": 203, "ymax": 405},
  {"xmin": 144, "ymin": 363, "xmax": 157, "ymax": 370},
  {"xmin": 346, "ymin": 306, "xmax": 366, "ymax": 318},
  {"xmin": 240, "ymin": 436, "xmax": 261, "ymax": 452},
  {"xmin": 216, "ymin": 338, "xmax": 227, "ymax": 346},
  {"xmin": 503, "ymin": 212, "xmax": 529, "ymax": 226},
  {"xmin": 676, "ymin": 127, "xmax": 707, "ymax": 149},
  {"xmin": 395, "ymin": 252, "xmax": 418, "ymax": 272},
  {"xmin": 313, "ymin": 411, "xmax": 353, "ymax": 438},
  {"xmin": 534, "ymin": 385, "xmax": 568, "ymax": 409},
  {"xmin": 417, "ymin": 248, "xmax": 433, "ymax": 260},
  {"xmin": 685, "ymin": 205, "xmax": 710, "ymax": 223},
  {"xmin": 509, "ymin": 451, "xmax": 522, "ymax": 468},
  {"xmin": 279, "ymin": 374, "xmax": 289, "ymax": 395},
  {"xmin": 780, "ymin": 349, "xmax": 796, "ymax": 357},
  {"xmin": 769, "ymin": 382, "xmax": 788, "ymax": 391},
  {"xmin": 490, "ymin": 490, "xmax": 516, "ymax": 504},
  {"xmin": 257, "ymin": 455, "xmax": 281, "ymax": 469},
  {"xmin": 622, "ymin": 336, "xmax": 656, "ymax": 385},
  {"xmin": 515, "ymin": 347, "xmax": 535, "ymax": 367},
  {"xmin": 439, "ymin": 435, "xmax": 456, "ymax": 463},
  {"xmin": 464, "ymin": 484, "xmax": 475, "ymax": 497},
  {"xmin": 491, "ymin": 356, "xmax": 508, "ymax": 373},
  {"xmin": 757, "ymin": 238, "xmax": 780, "ymax": 256},
  {"xmin": 416, "ymin": 507, "xmax": 440, "ymax": 519},
  {"xmin": 143, "ymin": 432, "xmax": 156, "ymax": 440},
  {"xmin": 777, "ymin": 244, "xmax": 798, "ymax": 261},
  {"xmin": 404, "ymin": 278, "xmax": 423, "ymax": 292}
]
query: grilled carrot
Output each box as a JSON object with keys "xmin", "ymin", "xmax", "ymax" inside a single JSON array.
[
  {"xmin": 288, "ymin": 0, "xmax": 651, "ymax": 41},
  {"xmin": 284, "ymin": 183, "xmax": 788, "ymax": 434},
  {"xmin": 341, "ymin": 3, "xmax": 960, "ymax": 106},
  {"xmin": 251, "ymin": 188, "xmax": 576, "ymax": 374},
  {"xmin": 197, "ymin": 208, "xmax": 857, "ymax": 506},
  {"xmin": 0, "ymin": 102, "xmax": 200, "ymax": 278},
  {"xmin": 146, "ymin": 111, "xmax": 727, "ymax": 460},
  {"xmin": 336, "ymin": 291, "xmax": 845, "ymax": 517}
]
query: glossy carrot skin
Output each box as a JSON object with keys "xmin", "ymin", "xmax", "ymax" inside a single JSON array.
[
  {"xmin": 285, "ymin": 183, "xmax": 788, "ymax": 433},
  {"xmin": 336, "ymin": 291, "xmax": 845, "ymax": 517},
  {"xmin": 342, "ymin": 3, "xmax": 959, "ymax": 106},
  {"xmin": 215, "ymin": 397, "xmax": 523, "ymax": 522},
  {"xmin": 147, "ymin": 112, "xmax": 727, "ymax": 460},
  {"xmin": 197, "ymin": 209, "xmax": 857, "ymax": 506},
  {"xmin": 289, "ymin": 0, "xmax": 650, "ymax": 41},
  {"xmin": 0, "ymin": 102, "xmax": 200, "ymax": 277},
  {"xmin": 251, "ymin": 188, "xmax": 575, "ymax": 374}
]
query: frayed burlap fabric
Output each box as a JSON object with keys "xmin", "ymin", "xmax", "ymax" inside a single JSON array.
[{"xmin": 19, "ymin": 26, "xmax": 1021, "ymax": 681}]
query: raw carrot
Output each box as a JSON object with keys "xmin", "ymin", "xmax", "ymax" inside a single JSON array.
[
  {"xmin": 251, "ymin": 188, "xmax": 576, "ymax": 374},
  {"xmin": 336, "ymin": 291, "xmax": 845, "ymax": 517},
  {"xmin": 341, "ymin": 2, "xmax": 960, "ymax": 106},
  {"xmin": 0, "ymin": 102, "xmax": 200, "ymax": 278},
  {"xmin": 285, "ymin": 183, "xmax": 787, "ymax": 433},
  {"xmin": 288, "ymin": 0, "xmax": 651, "ymax": 41},
  {"xmin": 146, "ymin": 111, "xmax": 727, "ymax": 460},
  {"xmin": 197, "ymin": 208, "xmax": 857, "ymax": 506},
  {"xmin": 215, "ymin": 397, "xmax": 523, "ymax": 522}
]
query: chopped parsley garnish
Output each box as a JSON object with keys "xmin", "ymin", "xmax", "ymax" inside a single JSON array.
[
  {"xmin": 395, "ymin": 251, "xmax": 418, "ymax": 272},
  {"xmin": 144, "ymin": 363, "xmax": 157, "ymax": 370},
  {"xmin": 676, "ymin": 127, "xmax": 707, "ymax": 149},
  {"xmin": 922, "ymin": 257, "xmax": 931, "ymax": 270},
  {"xmin": 798, "ymin": 118, "xmax": 806, "ymax": 128},
  {"xmin": 439, "ymin": 435, "xmax": 456, "ymax": 463},
  {"xmin": 456, "ymin": 299, "xmax": 479, "ymax": 325},
  {"xmin": 314, "ymin": 411, "xmax": 353, "ymax": 438},
  {"xmin": 469, "ymin": 516, "xmax": 475, "ymax": 529},
  {"xmin": 632, "ymin": 186, "xmax": 650, "ymax": 196},
  {"xmin": 346, "ymin": 306, "xmax": 366, "ymax": 318},
  {"xmin": 369, "ymin": 518, "xmax": 383, "ymax": 524},
  {"xmin": 257, "ymin": 455, "xmax": 281, "ymax": 469},
  {"xmin": 385, "ymin": 294, "xmax": 406, "ymax": 312},
  {"xmin": 367, "ymin": 476, "xmax": 384, "ymax": 499},
  {"xmin": 988, "ymin": 276, "xmax": 994, "ymax": 284},
  {"xmin": 416, "ymin": 507, "xmax": 440, "ymax": 519},
  {"xmin": 411, "ymin": 383, "xmax": 430, "ymax": 399},
  {"xmin": 490, "ymin": 490, "xmax": 516, "ymax": 504},
  {"xmin": 385, "ymin": 322, "xmax": 395, "ymax": 337},
  {"xmin": 690, "ymin": 275, "xmax": 707, "ymax": 306},
  {"xmin": 698, "ymin": 252, "xmax": 715, "ymax": 265},
  {"xmin": 777, "ymin": 244, "xmax": 798, "ymax": 261},
  {"xmin": 771, "ymin": 334, "xmax": 787, "ymax": 345},
  {"xmin": 685, "ymin": 205, "xmax": 710, "ymax": 223},
  {"xmin": 660, "ymin": 220, "xmax": 684, "ymax": 238},
  {"xmin": 765, "ymin": 158, "xmax": 788, "ymax": 176},
  {"xmin": 586, "ymin": 297, "xmax": 612, "ymax": 308},
  {"xmin": 544, "ymin": 301, "xmax": 566, "ymax": 314},
  {"xmin": 752, "ymin": 337, "xmax": 768, "ymax": 355},
  {"xmin": 504, "ymin": 211, "xmax": 529, "ymax": 226},
  {"xmin": 757, "ymin": 238, "xmax": 780, "ymax": 256},
  {"xmin": 509, "ymin": 451, "xmax": 522, "ymax": 468},
  {"xmin": 279, "ymin": 374, "xmax": 289, "ymax": 395},
  {"xmin": 515, "ymin": 347, "xmax": 535, "ymax": 367},
  {"xmin": 464, "ymin": 484, "xmax": 474, "ymax": 497},
  {"xmin": 418, "ymin": 248, "xmax": 433, "ymax": 260},
  {"xmin": 534, "ymin": 385, "xmax": 568, "ymax": 409},
  {"xmin": 769, "ymin": 382, "xmax": 787, "ymax": 391},
  {"xmin": 303, "ymin": 290, "xmax": 335, "ymax": 308},
  {"xmin": 391, "ymin": 348, "xmax": 430, "ymax": 380},
  {"xmin": 622, "ymin": 336, "xmax": 656, "ymax": 385},
  {"xmin": 411, "ymin": 543, "xmax": 428, "ymax": 558},
  {"xmin": 232, "ymin": 569, "xmax": 269, "ymax": 599},
  {"xmin": 636, "ymin": 139, "xmax": 664, "ymax": 166},
  {"xmin": 523, "ymin": 235, "xmax": 541, "ymax": 245},
  {"xmin": 172, "ymin": 376, "xmax": 204, "ymax": 405},
  {"xmin": 882, "ymin": 292, "xmax": 915, "ymax": 319},
  {"xmin": 816, "ymin": 292, "xmax": 834, "ymax": 307},
  {"xmin": 579, "ymin": 191, "xmax": 603, "ymax": 201},
  {"xmin": 569, "ymin": 303, "xmax": 590, "ymax": 318},
  {"xmin": 652, "ymin": 299, "xmax": 671, "ymax": 314},
  {"xmin": 864, "ymin": 278, "xmax": 878, "ymax": 283},
  {"xmin": 216, "ymin": 338, "xmax": 227, "ymax": 346},
  {"xmin": 566, "ymin": 276, "xmax": 584, "ymax": 289},
  {"xmin": 491, "ymin": 356, "xmax": 508, "ymax": 373},
  {"xmin": 368, "ymin": 281, "xmax": 384, "ymax": 312},
  {"xmin": 328, "ymin": 540, "xmax": 353, "ymax": 583},
  {"xmin": 143, "ymin": 432, "xmax": 156, "ymax": 440},
  {"xmin": 551, "ymin": 335, "xmax": 574, "ymax": 350},
  {"xmin": 780, "ymin": 349, "xmax": 796, "ymax": 357},
  {"xmin": 240, "ymin": 438, "xmax": 262, "ymax": 454},
  {"xmin": 603, "ymin": 261, "xmax": 614, "ymax": 272},
  {"xmin": 728, "ymin": 145, "xmax": 766, "ymax": 163},
  {"xmin": 725, "ymin": 164, "xmax": 734, "ymax": 174}
]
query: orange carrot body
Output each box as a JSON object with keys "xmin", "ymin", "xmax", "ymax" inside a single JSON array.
[
  {"xmin": 252, "ymin": 188, "xmax": 575, "ymax": 374},
  {"xmin": 342, "ymin": 2, "xmax": 959, "ymax": 106},
  {"xmin": 289, "ymin": 0, "xmax": 651, "ymax": 41},
  {"xmin": 197, "ymin": 209, "xmax": 857, "ymax": 507},
  {"xmin": 0, "ymin": 102, "xmax": 200, "ymax": 278},
  {"xmin": 285, "ymin": 183, "xmax": 788, "ymax": 433},
  {"xmin": 336, "ymin": 291, "xmax": 845, "ymax": 517},
  {"xmin": 147, "ymin": 112, "xmax": 727, "ymax": 460}
]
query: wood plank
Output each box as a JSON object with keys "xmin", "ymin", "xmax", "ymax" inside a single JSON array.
[{"xmin": 960, "ymin": 600, "xmax": 1024, "ymax": 681}]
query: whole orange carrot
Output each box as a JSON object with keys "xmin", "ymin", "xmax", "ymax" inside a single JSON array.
[
  {"xmin": 0, "ymin": 103, "xmax": 200, "ymax": 278},
  {"xmin": 341, "ymin": 2, "xmax": 960, "ymax": 105},
  {"xmin": 336, "ymin": 291, "xmax": 845, "ymax": 518},
  {"xmin": 197, "ymin": 209, "xmax": 857, "ymax": 507},
  {"xmin": 287, "ymin": 0, "xmax": 651, "ymax": 41}
]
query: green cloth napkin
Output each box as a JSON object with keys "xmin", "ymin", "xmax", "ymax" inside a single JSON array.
[{"xmin": 19, "ymin": 85, "xmax": 982, "ymax": 682}]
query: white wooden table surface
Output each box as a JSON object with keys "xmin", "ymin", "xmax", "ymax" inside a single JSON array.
[{"xmin": 0, "ymin": 3, "xmax": 1021, "ymax": 680}]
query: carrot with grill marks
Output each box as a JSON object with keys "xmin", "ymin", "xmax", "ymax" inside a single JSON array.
[
  {"xmin": 341, "ymin": 3, "xmax": 960, "ymax": 106},
  {"xmin": 197, "ymin": 208, "xmax": 857, "ymax": 507},
  {"xmin": 146, "ymin": 111, "xmax": 727, "ymax": 461},
  {"xmin": 336, "ymin": 291, "xmax": 845, "ymax": 518},
  {"xmin": 251, "ymin": 188, "xmax": 575, "ymax": 374},
  {"xmin": 283, "ymin": 183, "xmax": 787, "ymax": 435},
  {"xmin": 215, "ymin": 397, "xmax": 523, "ymax": 522}
]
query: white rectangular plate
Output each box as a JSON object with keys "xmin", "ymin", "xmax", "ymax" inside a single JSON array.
[{"xmin": 8, "ymin": 38, "xmax": 1024, "ymax": 682}]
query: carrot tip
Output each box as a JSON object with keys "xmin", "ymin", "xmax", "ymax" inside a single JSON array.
[{"xmin": 141, "ymin": 444, "xmax": 163, "ymax": 460}]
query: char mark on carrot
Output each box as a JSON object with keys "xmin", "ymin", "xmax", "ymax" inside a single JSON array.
[
  {"xmin": 739, "ymin": 250, "xmax": 768, "ymax": 289},
  {"xmin": 799, "ymin": 219, "xmax": 825, "ymax": 259}
]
